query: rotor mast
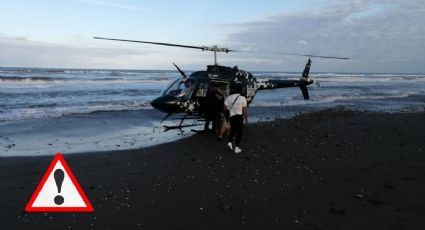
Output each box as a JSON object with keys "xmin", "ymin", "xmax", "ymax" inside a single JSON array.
[{"xmin": 202, "ymin": 45, "xmax": 231, "ymax": 65}]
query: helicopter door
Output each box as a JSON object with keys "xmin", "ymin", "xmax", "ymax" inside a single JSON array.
[
  {"xmin": 211, "ymin": 80, "xmax": 229, "ymax": 98},
  {"xmin": 195, "ymin": 79, "xmax": 208, "ymax": 97}
]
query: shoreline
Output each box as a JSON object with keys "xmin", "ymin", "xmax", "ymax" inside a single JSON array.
[
  {"xmin": 0, "ymin": 108, "xmax": 424, "ymax": 229},
  {"xmin": 1, "ymin": 97, "xmax": 424, "ymax": 157}
]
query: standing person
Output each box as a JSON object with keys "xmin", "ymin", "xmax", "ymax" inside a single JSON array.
[
  {"xmin": 211, "ymin": 87, "xmax": 229, "ymax": 141},
  {"xmin": 225, "ymin": 83, "xmax": 248, "ymax": 154},
  {"xmin": 203, "ymin": 89, "xmax": 216, "ymax": 133},
  {"xmin": 216, "ymin": 102, "xmax": 230, "ymax": 141}
]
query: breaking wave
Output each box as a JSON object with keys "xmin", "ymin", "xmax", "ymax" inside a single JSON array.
[
  {"xmin": 0, "ymin": 75, "xmax": 171, "ymax": 84},
  {"xmin": 0, "ymin": 101, "xmax": 153, "ymax": 121}
]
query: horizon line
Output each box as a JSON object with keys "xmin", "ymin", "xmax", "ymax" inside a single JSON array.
[{"xmin": 1, "ymin": 65, "xmax": 425, "ymax": 75}]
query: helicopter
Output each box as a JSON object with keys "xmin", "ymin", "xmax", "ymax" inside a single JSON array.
[{"xmin": 94, "ymin": 37, "xmax": 348, "ymax": 129}]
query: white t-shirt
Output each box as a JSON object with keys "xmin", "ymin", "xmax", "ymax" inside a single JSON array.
[{"xmin": 225, "ymin": 94, "xmax": 247, "ymax": 117}]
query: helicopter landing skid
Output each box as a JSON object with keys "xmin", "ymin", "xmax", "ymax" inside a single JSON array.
[
  {"xmin": 163, "ymin": 123, "xmax": 200, "ymax": 131},
  {"xmin": 162, "ymin": 113, "xmax": 202, "ymax": 131}
]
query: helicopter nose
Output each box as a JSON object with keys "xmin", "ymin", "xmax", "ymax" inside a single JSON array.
[{"xmin": 150, "ymin": 95, "xmax": 181, "ymax": 113}]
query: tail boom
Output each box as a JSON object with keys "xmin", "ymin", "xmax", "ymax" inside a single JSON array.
[{"xmin": 256, "ymin": 58, "xmax": 314, "ymax": 100}]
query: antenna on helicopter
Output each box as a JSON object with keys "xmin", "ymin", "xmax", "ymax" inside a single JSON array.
[{"xmin": 173, "ymin": 62, "xmax": 187, "ymax": 79}]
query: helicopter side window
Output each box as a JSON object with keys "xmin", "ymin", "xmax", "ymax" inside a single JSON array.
[
  {"xmin": 161, "ymin": 78, "xmax": 180, "ymax": 96},
  {"xmin": 163, "ymin": 78, "xmax": 197, "ymax": 98},
  {"xmin": 195, "ymin": 81, "xmax": 208, "ymax": 97}
]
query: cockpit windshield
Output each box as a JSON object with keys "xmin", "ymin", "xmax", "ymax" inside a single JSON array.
[{"xmin": 161, "ymin": 78, "xmax": 197, "ymax": 98}]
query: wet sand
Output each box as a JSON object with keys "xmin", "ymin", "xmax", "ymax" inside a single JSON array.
[{"xmin": 0, "ymin": 109, "xmax": 424, "ymax": 229}]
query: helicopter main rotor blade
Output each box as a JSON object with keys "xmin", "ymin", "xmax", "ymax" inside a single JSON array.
[
  {"xmin": 235, "ymin": 50, "xmax": 349, "ymax": 60},
  {"xmin": 94, "ymin": 37, "xmax": 206, "ymax": 50},
  {"xmin": 276, "ymin": 52, "xmax": 349, "ymax": 60},
  {"xmin": 94, "ymin": 36, "xmax": 348, "ymax": 59}
]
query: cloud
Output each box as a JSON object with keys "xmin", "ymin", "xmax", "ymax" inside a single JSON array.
[
  {"xmin": 78, "ymin": 0, "xmax": 157, "ymax": 13},
  {"xmin": 0, "ymin": 35, "xmax": 215, "ymax": 69},
  {"xmin": 220, "ymin": 0, "xmax": 425, "ymax": 73},
  {"xmin": 0, "ymin": 36, "xmax": 159, "ymax": 68}
]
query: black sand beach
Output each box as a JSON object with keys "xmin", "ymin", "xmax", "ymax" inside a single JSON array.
[{"xmin": 1, "ymin": 109, "xmax": 424, "ymax": 229}]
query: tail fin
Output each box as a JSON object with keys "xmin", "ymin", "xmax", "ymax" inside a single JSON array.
[
  {"xmin": 302, "ymin": 58, "xmax": 312, "ymax": 79},
  {"xmin": 300, "ymin": 58, "xmax": 312, "ymax": 100},
  {"xmin": 300, "ymin": 85, "xmax": 309, "ymax": 99}
]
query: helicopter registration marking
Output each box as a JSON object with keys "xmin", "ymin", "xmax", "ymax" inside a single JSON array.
[{"xmin": 208, "ymin": 73, "xmax": 219, "ymax": 78}]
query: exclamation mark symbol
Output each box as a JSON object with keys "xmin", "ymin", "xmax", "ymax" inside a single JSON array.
[{"xmin": 54, "ymin": 169, "xmax": 65, "ymax": 205}]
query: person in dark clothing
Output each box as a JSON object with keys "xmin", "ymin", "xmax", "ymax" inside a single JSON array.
[
  {"xmin": 210, "ymin": 87, "xmax": 229, "ymax": 141},
  {"xmin": 225, "ymin": 83, "xmax": 248, "ymax": 154},
  {"xmin": 203, "ymin": 88, "xmax": 217, "ymax": 132}
]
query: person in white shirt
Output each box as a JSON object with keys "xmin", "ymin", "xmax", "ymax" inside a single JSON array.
[{"xmin": 224, "ymin": 83, "xmax": 248, "ymax": 154}]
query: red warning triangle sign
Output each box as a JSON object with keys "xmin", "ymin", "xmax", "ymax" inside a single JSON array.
[{"xmin": 25, "ymin": 153, "xmax": 93, "ymax": 212}]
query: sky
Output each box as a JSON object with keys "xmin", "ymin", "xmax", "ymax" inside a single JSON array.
[{"xmin": 0, "ymin": 0, "xmax": 424, "ymax": 73}]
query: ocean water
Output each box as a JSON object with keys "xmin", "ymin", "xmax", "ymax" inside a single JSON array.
[
  {"xmin": 1, "ymin": 67, "xmax": 424, "ymax": 156},
  {"xmin": 0, "ymin": 68, "xmax": 171, "ymax": 121}
]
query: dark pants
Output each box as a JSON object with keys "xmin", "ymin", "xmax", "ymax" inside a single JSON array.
[
  {"xmin": 228, "ymin": 115, "xmax": 244, "ymax": 147},
  {"xmin": 204, "ymin": 112, "xmax": 216, "ymax": 131}
]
